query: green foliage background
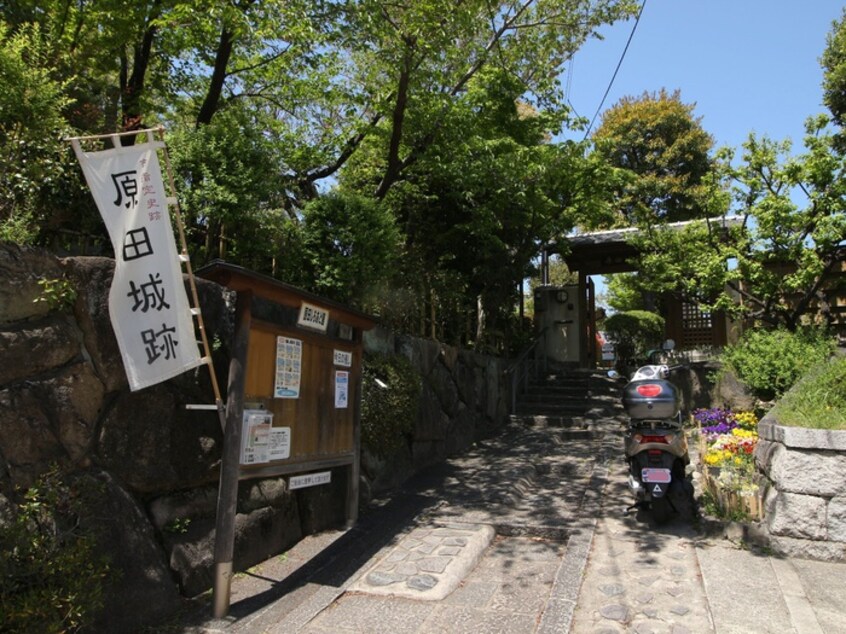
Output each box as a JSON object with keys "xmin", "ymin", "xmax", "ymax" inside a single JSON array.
[
  {"xmin": 604, "ymin": 309, "xmax": 665, "ymax": 365},
  {"xmin": 771, "ymin": 354, "xmax": 846, "ymax": 429},
  {"xmin": 0, "ymin": 468, "xmax": 111, "ymax": 633},
  {"xmin": 720, "ymin": 327, "xmax": 836, "ymax": 401},
  {"xmin": 361, "ymin": 354, "xmax": 421, "ymax": 457}
]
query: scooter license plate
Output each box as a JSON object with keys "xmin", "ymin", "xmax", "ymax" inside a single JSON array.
[{"xmin": 641, "ymin": 468, "xmax": 671, "ymax": 483}]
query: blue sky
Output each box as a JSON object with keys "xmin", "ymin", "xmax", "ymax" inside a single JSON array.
[
  {"xmin": 562, "ymin": 0, "xmax": 845, "ymax": 152},
  {"xmin": 558, "ymin": 1, "xmax": 845, "ymax": 305}
]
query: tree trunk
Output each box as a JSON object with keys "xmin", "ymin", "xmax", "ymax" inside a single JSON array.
[
  {"xmin": 196, "ymin": 27, "xmax": 234, "ymax": 127},
  {"xmin": 119, "ymin": 1, "xmax": 162, "ymax": 142}
]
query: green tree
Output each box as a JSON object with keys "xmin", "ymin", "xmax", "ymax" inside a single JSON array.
[
  {"xmin": 591, "ymin": 89, "xmax": 716, "ymax": 227},
  {"xmin": 292, "ymin": 191, "xmax": 401, "ymax": 308},
  {"xmin": 604, "ymin": 272, "xmax": 645, "ymax": 312},
  {"xmin": 822, "ymin": 7, "xmax": 846, "ymax": 132},
  {"xmin": 0, "ymin": 21, "xmax": 86, "ymax": 245},
  {"xmin": 632, "ymin": 118, "xmax": 846, "ymax": 331},
  {"xmin": 343, "ymin": 68, "xmax": 615, "ymax": 347}
]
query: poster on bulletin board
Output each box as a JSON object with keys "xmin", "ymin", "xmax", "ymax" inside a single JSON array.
[
  {"xmin": 240, "ymin": 409, "xmax": 273, "ymax": 465},
  {"xmin": 335, "ymin": 370, "xmax": 349, "ymax": 408},
  {"xmin": 274, "ymin": 336, "xmax": 302, "ymax": 398}
]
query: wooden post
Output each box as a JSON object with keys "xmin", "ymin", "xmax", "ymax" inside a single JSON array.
[
  {"xmin": 212, "ymin": 290, "xmax": 251, "ymax": 619},
  {"xmin": 347, "ymin": 362, "xmax": 362, "ymax": 528}
]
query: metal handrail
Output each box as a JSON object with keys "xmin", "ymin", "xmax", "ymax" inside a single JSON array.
[{"xmin": 504, "ymin": 328, "xmax": 549, "ymax": 414}]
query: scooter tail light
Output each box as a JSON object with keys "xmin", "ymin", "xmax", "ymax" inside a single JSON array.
[
  {"xmin": 640, "ymin": 434, "xmax": 669, "ymax": 444},
  {"xmin": 636, "ymin": 384, "xmax": 663, "ymax": 397}
]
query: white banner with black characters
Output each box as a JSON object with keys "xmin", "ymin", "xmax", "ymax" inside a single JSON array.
[{"xmin": 73, "ymin": 138, "xmax": 203, "ymax": 391}]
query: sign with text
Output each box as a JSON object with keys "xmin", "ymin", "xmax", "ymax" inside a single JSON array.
[
  {"xmin": 73, "ymin": 138, "xmax": 202, "ymax": 391},
  {"xmin": 335, "ymin": 370, "xmax": 349, "ymax": 408},
  {"xmin": 333, "ymin": 349, "xmax": 352, "ymax": 367},
  {"xmin": 297, "ymin": 302, "xmax": 329, "ymax": 332},
  {"xmin": 240, "ymin": 409, "xmax": 273, "ymax": 465},
  {"xmin": 289, "ymin": 471, "xmax": 332, "ymax": 490}
]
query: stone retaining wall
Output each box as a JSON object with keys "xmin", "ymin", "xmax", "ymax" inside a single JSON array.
[{"xmin": 755, "ymin": 417, "xmax": 846, "ymax": 562}]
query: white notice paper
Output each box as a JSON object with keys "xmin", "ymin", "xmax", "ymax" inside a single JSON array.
[
  {"xmin": 275, "ymin": 336, "xmax": 302, "ymax": 398},
  {"xmin": 269, "ymin": 427, "xmax": 291, "ymax": 460},
  {"xmin": 240, "ymin": 409, "xmax": 273, "ymax": 465}
]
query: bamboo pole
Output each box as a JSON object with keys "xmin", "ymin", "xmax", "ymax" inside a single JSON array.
[{"xmin": 155, "ymin": 126, "xmax": 227, "ymax": 431}]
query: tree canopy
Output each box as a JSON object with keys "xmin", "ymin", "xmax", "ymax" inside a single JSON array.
[
  {"xmin": 590, "ymin": 89, "xmax": 716, "ymax": 228},
  {"xmin": 0, "ymin": 0, "xmax": 638, "ymax": 350},
  {"xmin": 630, "ymin": 117, "xmax": 846, "ymax": 331}
]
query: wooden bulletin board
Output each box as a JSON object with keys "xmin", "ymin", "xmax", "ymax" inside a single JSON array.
[
  {"xmin": 243, "ymin": 321, "xmax": 359, "ymax": 470},
  {"xmin": 196, "ymin": 260, "xmax": 376, "ymax": 484}
]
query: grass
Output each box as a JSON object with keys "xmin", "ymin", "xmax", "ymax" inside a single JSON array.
[{"xmin": 770, "ymin": 355, "xmax": 846, "ymax": 430}]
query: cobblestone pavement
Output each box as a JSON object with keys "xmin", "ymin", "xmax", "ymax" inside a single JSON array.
[
  {"xmin": 570, "ymin": 456, "xmax": 714, "ymax": 634},
  {"xmin": 173, "ymin": 415, "xmax": 846, "ymax": 634},
  {"xmin": 304, "ymin": 534, "xmax": 568, "ymax": 634}
]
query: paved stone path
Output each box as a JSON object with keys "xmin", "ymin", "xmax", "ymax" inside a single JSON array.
[
  {"xmin": 304, "ymin": 534, "xmax": 568, "ymax": 634},
  {"xmin": 349, "ymin": 523, "xmax": 495, "ymax": 600},
  {"xmin": 172, "ymin": 408, "xmax": 846, "ymax": 634},
  {"xmin": 570, "ymin": 456, "xmax": 714, "ymax": 633}
]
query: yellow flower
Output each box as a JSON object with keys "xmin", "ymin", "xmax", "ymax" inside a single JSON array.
[{"xmin": 734, "ymin": 411, "xmax": 758, "ymax": 430}]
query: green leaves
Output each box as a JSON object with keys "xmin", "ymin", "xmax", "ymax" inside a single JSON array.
[{"xmin": 591, "ymin": 89, "xmax": 716, "ymax": 226}]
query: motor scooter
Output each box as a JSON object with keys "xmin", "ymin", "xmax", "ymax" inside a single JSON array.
[{"xmin": 609, "ymin": 346, "xmax": 693, "ymax": 523}]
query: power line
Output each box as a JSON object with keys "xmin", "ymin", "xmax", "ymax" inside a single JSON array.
[{"xmin": 583, "ymin": 0, "xmax": 648, "ymax": 140}]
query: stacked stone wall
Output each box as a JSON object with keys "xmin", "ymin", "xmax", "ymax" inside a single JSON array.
[{"xmin": 755, "ymin": 418, "xmax": 846, "ymax": 562}]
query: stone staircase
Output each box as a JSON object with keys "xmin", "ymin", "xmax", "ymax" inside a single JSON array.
[{"xmin": 509, "ymin": 368, "xmax": 622, "ymax": 430}]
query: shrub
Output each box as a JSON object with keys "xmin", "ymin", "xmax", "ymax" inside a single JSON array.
[
  {"xmin": 604, "ymin": 310, "xmax": 665, "ymax": 365},
  {"xmin": 0, "ymin": 468, "xmax": 111, "ymax": 633},
  {"xmin": 720, "ymin": 327, "xmax": 835, "ymax": 401},
  {"xmin": 361, "ymin": 354, "xmax": 421, "ymax": 457}
]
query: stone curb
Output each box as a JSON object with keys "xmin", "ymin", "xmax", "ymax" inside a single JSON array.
[{"xmin": 758, "ymin": 418, "xmax": 846, "ymax": 451}]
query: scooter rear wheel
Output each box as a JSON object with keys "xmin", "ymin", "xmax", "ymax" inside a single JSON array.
[{"xmin": 651, "ymin": 495, "xmax": 672, "ymax": 524}]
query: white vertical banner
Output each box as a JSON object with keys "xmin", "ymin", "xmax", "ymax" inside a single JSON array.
[{"xmin": 74, "ymin": 138, "xmax": 203, "ymax": 391}]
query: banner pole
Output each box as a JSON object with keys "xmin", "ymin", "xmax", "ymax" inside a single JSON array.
[
  {"xmin": 212, "ymin": 290, "xmax": 251, "ymax": 618},
  {"xmin": 155, "ymin": 126, "xmax": 227, "ymax": 431}
]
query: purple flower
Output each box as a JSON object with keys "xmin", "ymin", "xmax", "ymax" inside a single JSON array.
[{"xmin": 695, "ymin": 407, "xmax": 739, "ymax": 441}]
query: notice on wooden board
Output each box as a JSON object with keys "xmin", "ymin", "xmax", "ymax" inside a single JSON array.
[
  {"xmin": 240, "ymin": 409, "xmax": 273, "ymax": 465},
  {"xmin": 268, "ymin": 427, "xmax": 291, "ymax": 461},
  {"xmin": 240, "ymin": 410, "xmax": 290, "ymax": 464},
  {"xmin": 333, "ymin": 349, "xmax": 352, "ymax": 368},
  {"xmin": 335, "ymin": 370, "xmax": 349, "ymax": 408},
  {"xmin": 289, "ymin": 471, "xmax": 331, "ymax": 490},
  {"xmin": 275, "ymin": 336, "xmax": 302, "ymax": 398}
]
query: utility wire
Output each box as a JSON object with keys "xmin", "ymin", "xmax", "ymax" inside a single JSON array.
[{"xmin": 583, "ymin": 0, "xmax": 648, "ymax": 140}]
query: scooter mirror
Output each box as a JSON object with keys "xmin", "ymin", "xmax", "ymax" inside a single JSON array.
[
  {"xmin": 607, "ymin": 370, "xmax": 620, "ymax": 379},
  {"xmin": 662, "ymin": 338, "xmax": 675, "ymax": 351}
]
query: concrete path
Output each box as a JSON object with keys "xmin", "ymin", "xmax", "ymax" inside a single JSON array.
[{"xmin": 173, "ymin": 415, "xmax": 846, "ymax": 634}]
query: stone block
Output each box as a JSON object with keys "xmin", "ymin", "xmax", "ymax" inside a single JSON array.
[
  {"xmin": 753, "ymin": 439, "xmax": 779, "ymax": 472},
  {"xmin": 768, "ymin": 535, "xmax": 846, "ymax": 563},
  {"xmin": 759, "ymin": 418, "xmax": 846, "ymax": 451},
  {"xmin": 363, "ymin": 324, "xmax": 396, "ymax": 356},
  {"xmin": 769, "ymin": 446, "xmax": 846, "ymax": 497},
  {"xmin": 0, "ymin": 315, "xmax": 81, "ymax": 386},
  {"xmin": 0, "ymin": 243, "xmax": 63, "ymax": 325},
  {"xmin": 766, "ymin": 490, "xmax": 827, "ymax": 540},
  {"xmin": 148, "ymin": 486, "xmax": 218, "ymax": 530},
  {"xmin": 85, "ymin": 470, "xmax": 182, "ymax": 633},
  {"xmin": 828, "ymin": 495, "xmax": 846, "ymax": 543}
]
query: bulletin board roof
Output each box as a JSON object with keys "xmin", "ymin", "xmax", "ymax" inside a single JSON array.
[{"xmin": 197, "ymin": 260, "xmax": 379, "ymax": 332}]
